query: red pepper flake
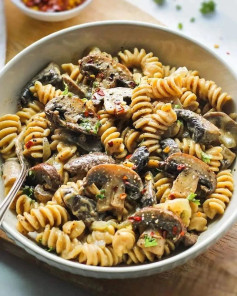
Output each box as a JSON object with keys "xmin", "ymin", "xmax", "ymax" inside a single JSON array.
[
  {"xmin": 172, "ymin": 226, "xmax": 178, "ymax": 235},
  {"xmin": 108, "ymin": 141, "xmax": 113, "ymax": 147},
  {"xmin": 84, "ymin": 111, "xmax": 89, "ymax": 117},
  {"xmin": 177, "ymin": 164, "xmax": 186, "ymax": 171},
  {"xmin": 126, "ymin": 154, "xmax": 132, "ymax": 160},
  {"xmin": 122, "ymin": 175, "xmax": 128, "ymax": 181},
  {"xmin": 150, "ymin": 231, "xmax": 155, "ymax": 237},
  {"xmin": 169, "ymin": 193, "xmax": 176, "ymax": 200},
  {"xmin": 141, "ymin": 188, "xmax": 147, "ymax": 194},
  {"xmin": 128, "ymin": 216, "xmax": 142, "ymax": 222},
  {"xmin": 97, "ymin": 114, "xmax": 101, "ymax": 120},
  {"xmin": 25, "ymin": 140, "xmax": 35, "ymax": 149},
  {"xmin": 180, "ymin": 231, "xmax": 185, "ymax": 237}
]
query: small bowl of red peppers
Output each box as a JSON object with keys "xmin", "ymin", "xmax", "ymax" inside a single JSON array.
[{"xmin": 11, "ymin": 0, "xmax": 92, "ymax": 22}]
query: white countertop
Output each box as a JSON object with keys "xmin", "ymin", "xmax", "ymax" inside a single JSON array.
[{"xmin": 0, "ymin": 0, "xmax": 237, "ymax": 295}]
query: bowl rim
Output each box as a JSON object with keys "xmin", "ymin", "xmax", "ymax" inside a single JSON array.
[
  {"xmin": 1, "ymin": 20, "xmax": 237, "ymax": 276},
  {"xmin": 10, "ymin": 0, "xmax": 92, "ymax": 16}
]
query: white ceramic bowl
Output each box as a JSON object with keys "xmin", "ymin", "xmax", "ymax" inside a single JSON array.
[
  {"xmin": 10, "ymin": 0, "xmax": 92, "ymax": 22},
  {"xmin": 0, "ymin": 21, "xmax": 237, "ymax": 279}
]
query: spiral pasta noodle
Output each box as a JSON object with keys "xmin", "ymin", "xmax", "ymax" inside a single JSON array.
[
  {"xmin": 180, "ymin": 88, "xmax": 199, "ymax": 112},
  {"xmin": 164, "ymin": 239, "xmax": 175, "ymax": 256},
  {"xmin": 203, "ymin": 170, "xmax": 234, "ymax": 219},
  {"xmin": 183, "ymin": 75, "xmax": 232, "ymax": 110},
  {"xmin": 52, "ymin": 181, "xmax": 83, "ymax": 206},
  {"xmin": 23, "ymin": 112, "xmax": 51, "ymax": 160},
  {"xmin": 121, "ymin": 127, "xmax": 140, "ymax": 153},
  {"xmin": 125, "ymin": 245, "xmax": 155, "ymax": 264},
  {"xmin": 36, "ymin": 225, "xmax": 73, "ymax": 255},
  {"xmin": 98, "ymin": 109, "xmax": 127, "ymax": 158},
  {"xmin": 137, "ymin": 104, "xmax": 177, "ymax": 153},
  {"xmin": 112, "ymin": 228, "xmax": 136, "ymax": 256},
  {"xmin": 17, "ymin": 203, "xmax": 69, "ymax": 235},
  {"xmin": 30, "ymin": 81, "xmax": 62, "ymax": 105},
  {"xmin": 163, "ymin": 65, "xmax": 199, "ymax": 78},
  {"xmin": 15, "ymin": 194, "xmax": 43, "ymax": 215},
  {"xmin": 188, "ymin": 210, "xmax": 208, "ymax": 232},
  {"xmin": 154, "ymin": 172, "xmax": 173, "ymax": 203},
  {"xmin": 55, "ymin": 141, "xmax": 77, "ymax": 163},
  {"xmin": 61, "ymin": 63, "xmax": 84, "ymax": 83},
  {"xmin": 16, "ymin": 100, "xmax": 44, "ymax": 125},
  {"xmin": 119, "ymin": 48, "xmax": 163, "ymax": 78},
  {"xmin": 0, "ymin": 114, "xmax": 21, "ymax": 159},
  {"xmin": 62, "ymin": 221, "xmax": 86, "ymax": 239}
]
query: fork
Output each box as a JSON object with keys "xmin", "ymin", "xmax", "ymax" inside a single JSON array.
[{"xmin": 0, "ymin": 131, "xmax": 29, "ymax": 226}]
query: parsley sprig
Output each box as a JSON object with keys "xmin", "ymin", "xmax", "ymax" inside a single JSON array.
[
  {"xmin": 201, "ymin": 151, "xmax": 211, "ymax": 164},
  {"xmin": 200, "ymin": 1, "xmax": 216, "ymax": 15},
  {"xmin": 96, "ymin": 189, "xmax": 106, "ymax": 199},
  {"xmin": 187, "ymin": 193, "xmax": 200, "ymax": 205},
  {"xmin": 144, "ymin": 234, "xmax": 158, "ymax": 248}
]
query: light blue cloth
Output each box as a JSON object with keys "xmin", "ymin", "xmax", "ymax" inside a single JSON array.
[{"xmin": 0, "ymin": 249, "xmax": 88, "ymax": 296}]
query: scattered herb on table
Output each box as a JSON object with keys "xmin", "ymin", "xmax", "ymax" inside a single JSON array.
[
  {"xmin": 200, "ymin": 1, "xmax": 216, "ymax": 15},
  {"xmin": 176, "ymin": 5, "xmax": 182, "ymax": 10},
  {"xmin": 187, "ymin": 193, "xmax": 200, "ymax": 205},
  {"xmin": 154, "ymin": 0, "xmax": 165, "ymax": 5},
  {"xmin": 178, "ymin": 23, "xmax": 183, "ymax": 30},
  {"xmin": 190, "ymin": 17, "xmax": 195, "ymax": 23}
]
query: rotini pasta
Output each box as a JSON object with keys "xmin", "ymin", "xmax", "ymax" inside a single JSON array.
[
  {"xmin": 16, "ymin": 100, "xmax": 44, "ymax": 125},
  {"xmin": 30, "ymin": 81, "xmax": 62, "ymax": 105}
]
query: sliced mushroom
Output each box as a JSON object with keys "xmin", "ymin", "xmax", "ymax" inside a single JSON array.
[
  {"xmin": 29, "ymin": 163, "xmax": 61, "ymax": 191},
  {"xmin": 141, "ymin": 172, "xmax": 156, "ymax": 207},
  {"xmin": 62, "ymin": 74, "xmax": 87, "ymax": 98},
  {"xmin": 183, "ymin": 232, "xmax": 198, "ymax": 247},
  {"xmin": 204, "ymin": 112, "xmax": 237, "ymax": 148},
  {"xmin": 52, "ymin": 128, "xmax": 103, "ymax": 152},
  {"xmin": 79, "ymin": 53, "xmax": 135, "ymax": 89},
  {"xmin": 137, "ymin": 229, "xmax": 166, "ymax": 257},
  {"xmin": 160, "ymin": 138, "xmax": 181, "ymax": 158},
  {"xmin": 63, "ymin": 194, "xmax": 98, "ymax": 226},
  {"xmin": 20, "ymin": 62, "xmax": 62, "ymax": 107},
  {"xmin": 45, "ymin": 95, "xmax": 100, "ymax": 135},
  {"xmin": 64, "ymin": 152, "xmax": 115, "ymax": 180},
  {"xmin": 130, "ymin": 207, "xmax": 186, "ymax": 242},
  {"xmin": 126, "ymin": 146, "xmax": 149, "ymax": 172},
  {"xmin": 84, "ymin": 164, "xmax": 143, "ymax": 213},
  {"xmin": 34, "ymin": 184, "xmax": 53, "ymax": 203},
  {"xmin": 220, "ymin": 144, "xmax": 236, "ymax": 169},
  {"xmin": 158, "ymin": 152, "xmax": 217, "ymax": 197},
  {"xmin": 175, "ymin": 109, "xmax": 220, "ymax": 145},
  {"xmin": 103, "ymin": 87, "xmax": 132, "ymax": 115}
]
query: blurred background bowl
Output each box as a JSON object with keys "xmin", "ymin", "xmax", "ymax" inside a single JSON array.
[{"xmin": 10, "ymin": 0, "xmax": 93, "ymax": 22}]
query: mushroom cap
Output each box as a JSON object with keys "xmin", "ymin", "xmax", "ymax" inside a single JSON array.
[
  {"xmin": 129, "ymin": 146, "xmax": 149, "ymax": 172},
  {"xmin": 45, "ymin": 95, "xmax": 100, "ymax": 136},
  {"xmin": 29, "ymin": 163, "xmax": 61, "ymax": 191},
  {"xmin": 130, "ymin": 207, "xmax": 186, "ymax": 242},
  {"xmin": 84, "ymin": 164, "xmax": 143, "ymax": 212},
  {"xmin": 159, "ymin": 152, "xmax": 217, "ymax": 195},
  {"xmin": 64, "ymin": 152, "xmax": 115, "ymax": 179},
  {"xmin": 204, "ymin": 112, "xmax": 237, "ymax": 148},
  {"xmin": 175, "ymin": 109, "xmax": 221, "ymax": 145}
]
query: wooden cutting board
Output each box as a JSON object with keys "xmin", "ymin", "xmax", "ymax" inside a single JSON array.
[{"xmin": 1, "ymin": 1, "xmax": 237, "ymax": 295}]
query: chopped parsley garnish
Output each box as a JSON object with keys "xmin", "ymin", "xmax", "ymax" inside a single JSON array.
[
  {"xmin": 174, "ymin": 104, "xmax": 181, "ymax": 109},
  {"xmin": 177, "ymin": 119, "xmax": 183, "ymax": 126},
  {"xmin": 176, "ymin": 5, "xmax": 182, "ymax": 10},
  {"xmin": 201, "ymin": 151, "xmax": 211, "ymax": 164},
  {"xmin": 79, "ymin": 119, "xmax": 92, "ymax": 132},
  {"xmin": 178, "ymin": 23, "xmax": 183, "ymax": 30},
  {"xmin": 62, "ymin": 82, "xmax": 69, "ymax": 95},
  {"xmin": 47, "ymin": 247, "xmax": 56, "ymax": 253},
  {"xmin": 22, "ymin": 185, "xmax": 35, "ymax": 199},
  {"xmin": 93, "ymin": 121, "xmax": 101, "ymax": 134},
  {"xmin": 200, "ymin": 1, "xmax": 216, "ymax": 15},
  {"xmin": 187, "ymin": 192, "xmax": 200, "ymax": 205},
  {"xmin": 190, "ymin": 17, "xmax": 196, "ymax": 22},
  {"xmin": 154, "ymin": 0, "xmax": 165, "ymax": 5},
  {"xmin": 82, "ymin": 98, "xmax": 88, "ymax": 102},
  {"xmin": 96, "ymin": 189, "xmax": 106, "ymax": 199},
  {"xmin": 144, "ymin": 234, "xmax": 158, "ymax": 248}
]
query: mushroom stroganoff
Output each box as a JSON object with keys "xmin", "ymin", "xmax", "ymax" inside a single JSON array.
[{"xmin": 0, "ymin": 47, "xmax": 235, "ymax": 266}]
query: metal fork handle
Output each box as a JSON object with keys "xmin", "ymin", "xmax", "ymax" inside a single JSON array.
[{"xmin": 0, "ymin": 165, "xmax": 28, "ymax": 226}]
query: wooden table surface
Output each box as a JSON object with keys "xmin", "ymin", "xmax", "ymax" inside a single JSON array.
[{"xmin": 1, "ymin": 1, "xmax": 237, "ymax": 295}]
